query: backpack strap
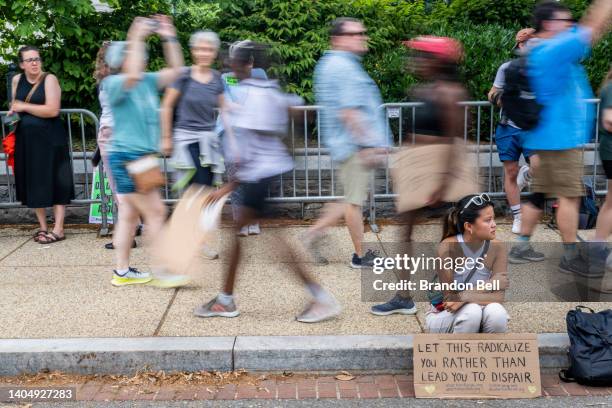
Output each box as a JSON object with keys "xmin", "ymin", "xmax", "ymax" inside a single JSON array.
[
  {"xmin": 24, "ymin": 72, "xmax": 47, "ymax": 103},
  {"xmin": 559, "ymin": 369, "xmax": 576, "ymax": 383}
]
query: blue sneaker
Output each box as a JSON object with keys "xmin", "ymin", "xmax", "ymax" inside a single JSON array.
[{"xmin": 370, "ymin": 295, "xmax": 417, "ymax": 316}]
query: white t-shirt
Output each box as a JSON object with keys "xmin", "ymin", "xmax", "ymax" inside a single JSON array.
[{"xmin": 98, "ymin": 86, "xmax": 114, "ymax": 129}]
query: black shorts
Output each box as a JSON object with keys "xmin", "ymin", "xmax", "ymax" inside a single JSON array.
[
  {"xmin": 239, "ymin": 177, "xmax": 274, "ymax": 214},
  {"xmin": 187, "ymin": 142, "xmax": 214, "ymax": 186},
  {"xmin": 603, "ymin": 160, "xmax": 612, "ymax": 180}
]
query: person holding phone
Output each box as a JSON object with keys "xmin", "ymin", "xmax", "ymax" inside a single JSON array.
[
  {"xmin": 103, "ymin": 15, "xmax": 186, "ymax": 287},
  {"xmin": 426, "ymin": 194, "xmax": 509, "ymax": 333}
]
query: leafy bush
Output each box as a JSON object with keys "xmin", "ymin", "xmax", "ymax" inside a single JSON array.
[{"xmin": 0, "ymin": 0, "xmax": 610, "ymax": 115}]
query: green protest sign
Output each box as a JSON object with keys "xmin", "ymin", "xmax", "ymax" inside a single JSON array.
[{"xmin": 89, "ymin": 167, "xmax": 114, "ymax": 224}]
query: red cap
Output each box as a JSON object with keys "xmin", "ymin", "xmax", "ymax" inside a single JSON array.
[{"xmin": 402, "ymin": 36, "xmax": 463, "ymax": 62}]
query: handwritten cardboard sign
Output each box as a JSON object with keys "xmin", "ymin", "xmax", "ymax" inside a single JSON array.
[{"xmin": 413, "ymin": 333, "xmax": 541, "ymax": 399}]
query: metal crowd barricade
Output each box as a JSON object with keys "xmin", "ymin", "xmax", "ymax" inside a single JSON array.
[
  {"xmin": 0, "ymin": 109, "xmax": 109, "ymax": 235},
  {"xmin": 0, "ymin": 101, "xmax": 605, "ymax": 233}
]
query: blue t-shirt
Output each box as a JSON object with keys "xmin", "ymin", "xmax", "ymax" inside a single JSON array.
[
  {"xmin": 102, "ymin": 72, "xmax": 161, "ymax": 154},
  {"xmin": 314, "ymin": 50, "xmax": 388, "ymax": 162},
  {"xmin": 523, "ymin": 26, "xmax": 595, "ymax": 150}
]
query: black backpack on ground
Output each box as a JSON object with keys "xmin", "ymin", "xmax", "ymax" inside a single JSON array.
[
  {"xmin": 579, "ymin": 178, "xmax": 599, "ymax": 230},
  {"xmin": 559, "ymin": 306, "xmax": 612, "ymax": 386},
  {"xmin": 500, "ymin": 57, "xmax": 542, "ymax": 130}
]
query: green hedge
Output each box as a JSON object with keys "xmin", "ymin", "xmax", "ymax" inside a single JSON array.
[{"xmin": 1, "ymin": 0, "xmax": 610, "ymax": 113}]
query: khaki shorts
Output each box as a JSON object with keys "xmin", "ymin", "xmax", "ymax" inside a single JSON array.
[
  {"xmin": 340, "ymin": 154, "xmax": 373, "ymax": 206},
  {"xmin": 531, "ymin": 149, "xmax": 584, "ymax": 198}
]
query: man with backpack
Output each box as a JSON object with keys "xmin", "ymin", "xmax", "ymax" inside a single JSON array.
[
  {"xmin": 488, "ymin": 28, "xmax": 535, "ymax": 235},
  {"xmin": 508, "ymin": 0, "xmax": 612, "ymax": 277}
]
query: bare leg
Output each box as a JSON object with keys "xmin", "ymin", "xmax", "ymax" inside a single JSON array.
[
  {"xmin": 345, "ymin": 204, "xmax": 364, "ymax": 257},
  {"xmin": 127, "ymin": 190, "xmax": 167, "ymax": 246},
  {"xmin": 114, "ymin": 195, "xmax": 139, "ymax": 270},
  {"xmin": 520, "ymin": 203, "xmax": 541, "ymax": 236},
  {"xmin": 556, "ymin": 196, "xmax": 580, "ymax": 243},
  {"xmin": 34, "ymin": 208, "xmax": 48, "ymax": 232},
  {"xmin": 309, "ymin": 202, "xmax": 347, "ymax": 234},
  {"xmin": 594, "ymin": 187, "xmax": 612, "ymax": 241},
  {"xmin": 503, "ymin": 161, "xmax": 520, "ymax": 208},
  {"xmin": 51, "ymin": 205, "xmax": 66, "ymax": 237},
  {"xmin": 222, "ymin": 207, "xmax": 254, "ymax": 295}
]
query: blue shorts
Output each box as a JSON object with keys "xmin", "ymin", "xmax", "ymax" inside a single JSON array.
[
  {"xmin": 495, "ymin": 124, "xmax": 532, "ymax": 162},
  {"xmin": 108, "ymin": 151, "xmax": 151, "ymax": 194}
]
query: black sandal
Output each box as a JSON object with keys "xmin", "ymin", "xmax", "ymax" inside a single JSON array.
[
  {"xmin": 38, "ymin": 232, "xmax": 66, "ymax": 244},
  {"xmin": 33, "ymin": 230, "xmax": 48, "ymax": 242}
]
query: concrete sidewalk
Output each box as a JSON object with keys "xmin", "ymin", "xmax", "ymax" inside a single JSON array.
[{"xmin": 1, "ymin": 221, "xmax": 610, "ymax": 339}]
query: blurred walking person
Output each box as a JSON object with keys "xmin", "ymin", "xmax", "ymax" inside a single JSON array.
[
  {"xmin": 508, "ymin": 0, "xmax": 612, "ymax": 277},
  {"xmin": 591, "ymin": 67, "xmax": 612, "ymax": 292},
  {"xmin": 94, "ymin": 42, "xmax": 140, "ymax": 250},
  {"xmin": 371, "ymin": 36, "xmax": 469, "ymax": 316},
  {"xmin": 305, "ymin": 18, "xmax": 388, "ymax": 269},
  {"xmin": 161, "ymin": 30, "xmax": 228, "ymax": 260},
  {"xmin": 194, "ymin": 42, "xmax": 341, "ymax": 323},
  {"xmin": 487, "ymin": 28, "xmax": 536, "ymax": 234},
  {"xmin": 102, "ymin": 15, "xmax": 185, "ymax": 287}
]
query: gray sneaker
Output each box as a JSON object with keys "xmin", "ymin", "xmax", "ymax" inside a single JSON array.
[
  {"xmin": 508, "ymin": 244, "xmax": 545, "ymax": 264},
  {"xmin": 193, "ymin": 296, "xmax": 240, "ymax": 318},
  {"xmin": 559, "ymin": 255, "xmax": 604, "ymax": 278},
  {"xmin": 303, "ymin": 232, "xmax": 329, "ymax": 265}
]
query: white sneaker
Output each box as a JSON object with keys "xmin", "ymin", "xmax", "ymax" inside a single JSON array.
[
  {"xmin": 517, "ymin": 165, "xmax": 531, "ymax": 191},
  {"xmin": 248, "ymin": 224, "xmax": 261, "ymax": 235},
  {"xmin": 237, "ymin": 226, "xmax": 249, "ymax": 237},
  {"xmin": 202, "ymin": 245, "xmax": 219, "ymax": 260},
  {"xmin": 512, "ymin": 216, "xmax": 521, "ymax": 234},
  {"xmin": 296, "ymin": 297, "xmax": 341, "ymax": 323}
]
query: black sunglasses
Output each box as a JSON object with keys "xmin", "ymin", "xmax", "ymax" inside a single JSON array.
[
  {"xmin": 548, "ymin": 18, "xmax": 577, "ymax": 22},
  {"xmin": 336, "ymin": 31, "xmax": 367, "ymax": 36}
]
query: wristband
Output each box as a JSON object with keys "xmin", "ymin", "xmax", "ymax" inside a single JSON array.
[{"xmin": 161, "ymin": 36, "xmax": 178, "ymax": 43}]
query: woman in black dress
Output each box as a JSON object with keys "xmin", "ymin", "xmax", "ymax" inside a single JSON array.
[{"xmin": 9, "ymin": 46, "xmax": 74, "ymax": 243}]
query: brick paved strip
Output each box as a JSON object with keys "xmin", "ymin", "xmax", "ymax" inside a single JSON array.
[
  {"xmin": 277, "ymin": 383, "xmax": 297, "ymax": 399},
  {"xmin": 214, "ymin": 384, "xmax": 236, "ymax": 400},
  {"xmin": 154, "ymin": 386, "xmax": 177, "ymax": 401},
  {"xmin": 77, "ymin": 382, "xmax": 102, "ymax": 400},
  {"xmin": 317, "ymin": 383, "xmax": 338, "ymax": 399},
  {"xmin": 358, "ymin": 383, "xmax": 380, "ymax": 399},
  {"xmin": 26, "ymin": 373, "xmax": 608, "ymax": 402},
  {"xmin": 561, "ymin": 382, "xmax": 590, "ymax": 396}
]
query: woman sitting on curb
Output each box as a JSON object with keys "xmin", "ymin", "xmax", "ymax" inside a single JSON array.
[{"xmin": 426, "ymin": 193, "xmax": 510, "ymax": 333}]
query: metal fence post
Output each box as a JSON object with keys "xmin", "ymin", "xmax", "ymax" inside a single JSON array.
[{"xmin": 368, "ymin": 170, "xmax": 379, "ymax": 233}]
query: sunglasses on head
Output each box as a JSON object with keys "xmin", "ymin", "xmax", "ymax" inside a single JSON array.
[{"xmin": 460, "ymin": 193, "xmax": 491, "ymax": 213}]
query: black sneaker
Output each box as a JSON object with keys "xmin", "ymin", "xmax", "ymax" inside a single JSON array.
[
  {"xmin": 105, "ymin": 240, "xmax": 137, "ymax": 250},
  {"xmin": 559, "ymin": 255, "xmax": 605, "ymax": 278},
  {"xmin": 350, "ymin": 249, "xmax": 381, "ymax": 269},
  {"xmin": 508, "ymin": 244, "xmax": 545, "ymax": 264}
]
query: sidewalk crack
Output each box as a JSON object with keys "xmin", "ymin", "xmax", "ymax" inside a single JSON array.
[
  {"xmin": 153, "ymin": 288, "xmax": 179, "ymax": 336},
  {"xmin": 0, "ymin": 236, "xmax": 31, "ymax": 263},
  {"xmin": 231, "ymin": 336, "xmax": 237, "ymax": 372}
]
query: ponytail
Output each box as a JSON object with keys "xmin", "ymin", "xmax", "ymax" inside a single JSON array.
[
  {"xmin": 442, "ymin": 206, "xmax": 460, "ymax": 241},
  {"xmin": 441, "ymin": 194, "xmax": 494, "ymax": 241}
]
